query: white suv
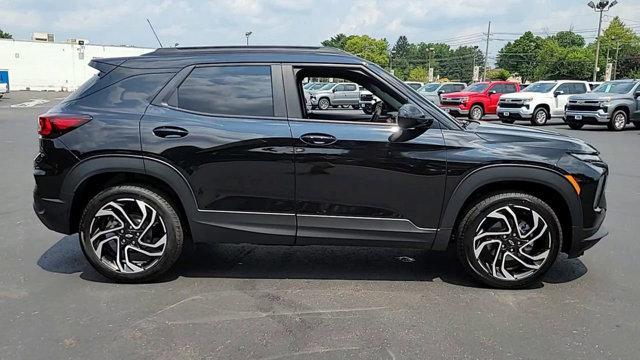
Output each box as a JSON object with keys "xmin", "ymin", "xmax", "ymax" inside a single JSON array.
[{"xmin": 497, "ymin": 80, "xmax": 590, "ymax": 126}]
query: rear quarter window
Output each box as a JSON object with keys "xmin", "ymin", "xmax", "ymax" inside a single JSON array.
[{"xmin": 69, "ymin": 73, "xmax": 174, "ymax": 111}]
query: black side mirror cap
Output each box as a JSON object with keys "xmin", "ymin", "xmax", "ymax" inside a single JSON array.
[
  {"xmin": 488, "ymin": 90, "xmax": 497, "ymax": 95},
  {"xmin": 397, "ymin": 103, "xmax": 433, "ymax": 129},
  {"xmin": 437, "ymin": 89, "xmax": 445, "ymax": 94},
  {"xmin": 554, "ymin": 90, "xmax": 564, "ymax": 97}
]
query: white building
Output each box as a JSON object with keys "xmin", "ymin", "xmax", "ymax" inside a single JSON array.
[{"xmin": 0, "ymin": 38, "xmax": 153, "ymax": 91}]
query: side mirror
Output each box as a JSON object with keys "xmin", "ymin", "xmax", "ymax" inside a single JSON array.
[
  {"xmin": 396, "ymin": 104, "xmax": 433, "ymax": 129},
  {"xmin": 332, "ymin": 88, "xmax": 337, "ymax": 93},
  {"xmin": 635, "ymin": 91, "xmax": 640, "ymax": 98},
  {"xmin": 554, "ymin": 90, "xmax": 564, "ymax": 97},
  {"xmin": 437, "ymin": 89, "xmax": 445, "ymax": 95},
  {"xmin": 488, "ymin": 90, "xmax": 497, "ymax": 95}
]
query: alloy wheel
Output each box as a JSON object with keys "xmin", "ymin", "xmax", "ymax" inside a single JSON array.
[
  {"xmin": 472, "ymin": 205, "xmax": 552, "ymax": 281},
  {"xmin": 534, "ymin": 109, "xmax": 547, "ymax": 125},
  {"xmin": 471, "ymin": 107, "xmax": 482, "ymax": 120},
  {"xmin": 86, "ymin": 198, "xmax": 167, "ymax": 273},
  {"xmin": 613, "ymin": 112, "xmax": 626, "ymax": 130}
]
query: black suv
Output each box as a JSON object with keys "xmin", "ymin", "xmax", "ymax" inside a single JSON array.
[{"xmin": 34, "ymin": 46, "xmax": 608, "ymax": 288}]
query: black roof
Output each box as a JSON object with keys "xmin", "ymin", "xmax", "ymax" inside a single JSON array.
[{"xmin": 96, "ymin": 46, "xmax": 365, "ymax": 69}]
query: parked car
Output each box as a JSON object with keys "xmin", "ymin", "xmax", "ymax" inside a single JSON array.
[
  {"xmin": 440, "ymin": 81, "xmax": 521, "ymax": 120},
  {"xmin": 307, "ymin": 82, "xmax": 328, "ymax": 92},
  {"xmin": 0, "ymin": 82, "xmax": 8, "ymax": 99},
  {"xmin": 302, "ymin": 82, "xmax": 316, "ymax": 90},
  {"xmin": 358, "ymin": 87, "xmax": 379, "ymax": 114},
  {"xmin": 498, "ymin": 80, "xmax": 590, "ymax": 126},
  {"xmin": 34, "ymin": 46, "xmax": 608, "ymax": 288},
  {"xmin": 417, "ymin": 82, "xmax": 466, "ymax": 105},
  {"xmin": 309, "ymin": 82, "xmax": 360, "ymax": 110},
  {"xmin": 564, "ymin": 79, "xmax": 640, "ymax": 131},
  {"xmin": 405, "ymin": 81, "xmax": 423, "ymax": 90}
]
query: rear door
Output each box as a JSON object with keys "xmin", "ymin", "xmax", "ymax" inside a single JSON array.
[
  {"xmin": 554, "ymin": 83, "xmax": 583, "ymax": 116},
  {"xmin": 141, "ymin": 64, "xmax": 296, "ymax": 245},
  {"xmin": 343, "ymin": 83, "xmax": 359, "ymax": 105},
  {"xmin": 487, "ymin": 84, "xmax": 504, "ymax": 113}
]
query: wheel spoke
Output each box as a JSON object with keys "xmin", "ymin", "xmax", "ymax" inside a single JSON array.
[
  {"xmin": 88, "ymin": 198, "xmax": 167, "ymax": 274},
  {"xmin": 472, "ymin": 204, "xmax": 553, "ymax": 281}
]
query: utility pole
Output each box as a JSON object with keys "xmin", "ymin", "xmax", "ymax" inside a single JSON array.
[
  {"xmin": 588, "ymin": 1, "xmax": 618, "ymax": 81},
  {"xmin": 483, "ymin": 21, "xmax": 491, "ymax": 81},
  {"xmin": 613, "ymin": 41, "xmax": 621, "ymax": 79}
]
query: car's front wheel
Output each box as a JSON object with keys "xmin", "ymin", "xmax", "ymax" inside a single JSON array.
[
  {"xmin": 79, "ymin": 185, "xmax": 184, "ymax": 283},
  {"xmin": 608, "ymin": 110, "xmax": 627, "ymax": 131},
  {"xmin": 317, "ymin": 98, "xmax": 330, "ymax": 110},
  {"xmin": 469, "ymin": 105, "xmax": 484, "ymax": 120},
  {"xmin": 456, "ymin": 192, "xmax": 562, "ymax": 289},
  {"xmin": 530, "ymin": 107, "xmax": 549, "ymax": 126}
]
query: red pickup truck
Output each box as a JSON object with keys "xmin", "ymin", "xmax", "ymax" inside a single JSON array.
[{"xmin": 439, "ymin": 81, "xmax": 521, "ymax": 120}]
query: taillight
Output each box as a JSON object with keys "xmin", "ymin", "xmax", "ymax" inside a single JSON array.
[{"xmin": 38, "ymin": 114, "xmax": 92, "ymax": 138}]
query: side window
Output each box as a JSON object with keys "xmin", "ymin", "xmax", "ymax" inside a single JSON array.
[
  {"xmin": 491, "ymin": 84, "xmax": 504, "ymax": 93},
  {"xmin": 334, "ymin": 84, "xmax": 345, "ymax": 92},
  {"xmin": 571, "ymin": 83, "xmax": 588, "ymax": 94},
  {"xmin": 344, "ymin": 84, "xmax": 357, "ymax": 91},
  {"xmin": 503, "ymin": 84, "xmax": 517, "ymax": 93},
  {"xmin": 556, "ymin": 83, "xmax": 572, "ymax": 94},
  {"xmin": 454, "ymin": 84, "xmax": 465, "ymax": 92},
  {"xmin": 174, "ymin": 65, "xmax": 274, "ymax": 117},
  {"xmin": 440, "ymin": 84, "xmax": 454, "ymax": 93}
]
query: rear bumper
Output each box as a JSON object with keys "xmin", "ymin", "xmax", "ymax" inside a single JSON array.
[{"xmin": 33, "ymin": 191, "xmax": 71, "ymax": 234}]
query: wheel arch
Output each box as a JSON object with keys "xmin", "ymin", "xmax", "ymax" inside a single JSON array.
[
  {"xmin": 534, "ymin": 103, "xmax": 550, "ymax": 113},
  {"xmin": 62, "ymin": 155, "xmax": 197, "ymax": 236},
  {"xmin": 612, "ymin": 105, "xmax": 630, "ymax": 121},
  {"xmin": 432, "ymin": 165, "xmax": 583, "ymax": 253}
]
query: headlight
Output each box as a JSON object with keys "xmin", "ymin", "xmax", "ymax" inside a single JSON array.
[
  {"xmin": 522, "ymin": 97, "xmax": 534, "ymax": 104},
  {"xmin": 459, "ymin": 97, "xmax": 469, "ymax": 103}
]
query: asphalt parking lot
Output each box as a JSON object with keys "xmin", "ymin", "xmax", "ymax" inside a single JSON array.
[{"xmin": 1, "ymin": 91, "xmax": 639, "ymax": 359}]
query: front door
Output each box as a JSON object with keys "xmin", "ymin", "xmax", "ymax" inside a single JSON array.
[
  {"xmin": 286, "ymin": 67, "xmax": 448, "ymax": 246},
  {"xmin": 141, "ymin": 64, "xmax": 296, "ymax": 245}
]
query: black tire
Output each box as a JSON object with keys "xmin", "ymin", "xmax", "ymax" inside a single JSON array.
[
  {"xmin": 455, "ymin": 192, "xmax": 562, "ymax": 289},
  {"xmin": 607, "ymin": 109, "xmax": 627, "ymax": 131},
  {"xmin": 317, "ymin": 98, "xmax": 330, "ymax": 110},
  {"xmin": 568, "ymin": 122, "xmax": 584, "ymax": 130},
  {"xmin": 530, "ymin": 107, "xmax": 549, "ymax": 126},
  {"xmin": 501, "ymin": 118, "xmax": 516, "ymax": 124},
  {"xmin": 469, "ymin": 104, "xmax": 484, "ymax": 120},
  {"xmin": 362, "ymin": 105, "xmax": 373, "ymax": 115},
  {"xmin": 79, "ymin": 185, "xmax": 184, "ymax": 283},
  {"xmin": 351, "ymin": 105, "xmax": 359, "ymax": 110}
]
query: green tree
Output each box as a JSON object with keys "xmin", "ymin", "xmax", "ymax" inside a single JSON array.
[
  {"xmin": 595, "ymin": 17, "xmax": 640, "ymax": 79},
  {"xmin": 407, "ymin": 67, "xmax": 428, "ymax": 82},
  {"xmin": 321, "ymin": 33, "xmax": 351, "ymax": 50},
  {"xmin": 486, "ymin": 68, "xmax": 511, "ymax": 80},
  {"xmin": 0, "ymin": 29, "xmax": 12, "ymax": 39},
  {"xmin": 343, "ymin": 35, "xmax": 389, "ymax": 68},
  {"xmin": 535, "ymin": 39, "xmax": 593, "ymax": 80},
  {"xmin": 496, "ymin": 31, "xmax": 542, "ymax": 83},
  {"xmin": 549, "ymin": 31, "xmax": 585, "ymax": 48},
  {"xmin": 391, "ymin": 35, "xmax": 412, "ymax": 80},
  {"xmin": 441, "ymin": 46, "xmax": 484, "ymax": 83}
]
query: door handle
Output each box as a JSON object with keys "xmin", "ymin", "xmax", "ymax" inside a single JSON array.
[
  {"xmin": 300, "ymin": 133, "xmax": 337, "ymax": 146},
  {"xmin": 153, "ymin": 126, "xmax": 189, "ymax": 138}
]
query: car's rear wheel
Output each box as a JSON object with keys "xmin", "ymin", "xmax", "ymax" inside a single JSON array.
[
  {"xmin": 469, "ymin": 105, "xmax": 484, "ymax": 120},
  {"xmin": 317, "ymin": 98, "xmax": 330, "ymax": 110},
  {"xmin": 567, "ymin": 122, "xmax": 584, "ymax": 130},
  {"xmin": 607, "ymin": 110, "xmax": 627, "ymax": 131},
  {"xmin": 456, "ymin": 192, "xmax": 562, "ymax": 289},
  {"xmin": 79, "ymin": 185, "xmax": 184, "ymax": 283},
  {"xmin": 530, "ymin": 107, "xmax": 549, "ymax": 126}
]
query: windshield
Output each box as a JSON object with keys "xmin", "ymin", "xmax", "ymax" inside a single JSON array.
[
  {"xmin": 523, "ymin": 82, "xmax": 557, "ymax": 93},
  {"xmin": 310, "ymin": 83, "xmax": 326, "ymax": 90},
  {"xmin": 319, "ymin": 83, "xmax": 336, "ymax": 90},
  {"xmin": 406, "ymin": 82, "xmax": 422, "ymax": 90},
  {"xmin": 418, "ymin": 83, "xmax": 440, "ymax": 92},
  {"xmin": 463, "ymin": 83, "xmax": 489, "ymax": 93},
  {"xmin": 593, "ymin": 81, "xmax": 636, "ymax": 94}
]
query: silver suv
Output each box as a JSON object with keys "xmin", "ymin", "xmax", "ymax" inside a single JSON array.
[
  {"xmin": 417, "ymin": 82, "xmax": 466, "ymax": 105},
  {"xmin": 310, "ymin": 82, "xmax": 360, "ymax": 110}
]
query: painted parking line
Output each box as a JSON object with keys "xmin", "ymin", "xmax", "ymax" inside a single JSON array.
[{"xmin": 10, "ymin": 99, "xmax": 50, "ymax": 108}]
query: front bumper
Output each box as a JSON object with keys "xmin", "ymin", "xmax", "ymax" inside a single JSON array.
[
  {"xmin": 497, "ymin": 105, "xmax": 533, "ymax": 119},
  {"xmin": 569, "ymin": 225, "xmax": 608, "ymax": 258},
  {"xmin": 565, "ymin": 110, "xmax": 610, "ymax": 124},
  {"xmin": 441, "ymin": 106, "xmax": 468, "ymax": 117}
]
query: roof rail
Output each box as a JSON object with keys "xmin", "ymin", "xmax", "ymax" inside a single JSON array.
[{"xmin": 147, "ymin": 45, "xmax": 346, "ymax": 56}]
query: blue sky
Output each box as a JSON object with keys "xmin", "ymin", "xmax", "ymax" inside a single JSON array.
[{"xmin": 3, "ymin": 0, "xmax": 640, "ymax": 58}]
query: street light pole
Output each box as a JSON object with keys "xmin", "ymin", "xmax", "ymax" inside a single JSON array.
[
  {"xmin": 245, "ymin": 31, "xmax": 253, "ymax": 46},
  {"xmin": 588, "ymin": 1, "xmax": 618, "ymax": 81}
]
